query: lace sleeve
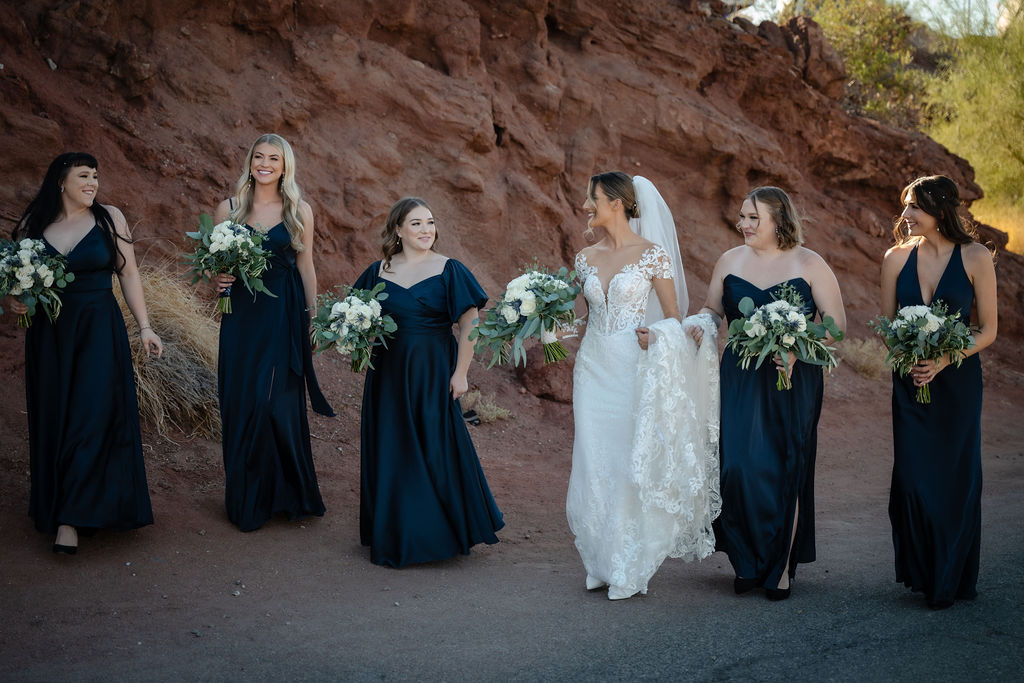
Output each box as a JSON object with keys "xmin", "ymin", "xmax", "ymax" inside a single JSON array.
[
  {"xmin": 574, "ymin": 251, "xmax": 591, "ymax": 285},
  {"xmin": 639, "ymin": 244, "xmax": 673, "ymax": 281}
]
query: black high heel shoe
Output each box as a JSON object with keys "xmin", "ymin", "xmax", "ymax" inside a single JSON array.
[
  {"xmin": 52, "ymin": 543, "xmax": 78, "ymax": 555},
  {"xmin": 765, "ymin": 576, "xmax": 792, "ymax": 601},
  {"xmin": 734, "ymin": 577, "xmax": 757, "ymax": 595}
]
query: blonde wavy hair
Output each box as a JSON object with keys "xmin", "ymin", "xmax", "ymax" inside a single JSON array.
[{"xmin": 230, "ymin": 133, "xmax": 305, "ymax": 252}]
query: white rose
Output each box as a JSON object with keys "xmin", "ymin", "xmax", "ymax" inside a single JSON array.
[
  {"xmin": 19, "ymin": 277, "xmax": 34, "ymax": 290},
  {"xmin": 786, "ymin": 310, "xmax": 803, "ymax": 323},
  {"xmin": 541, "ymin": 328, "xmax": 558, "ymax": 344},
  {"xmin": 10, "ymin": 285, "xmax": 23, "ymax": 295},
  {"xmin": 16, "ymin": 265, "xmax": 34, "ymax": 279},
  {"xmin": 43, "ymin": 274, "xmax": 54, "ymax": 287},
  {"xmin": 359, "ymin": 317, "xmax": 372, "ymax": 331},
  {"xmin": 37, "ymin": 264, "xmax": 51, "ymax": 278},
  {"xmin": 923, "ymin": 314, "xmax": 942, "ymax": 334},
  {"xmin": 768, "ymin": 311, "xmax": 782, "ymax": 323},
  {"xmin": 19, "ymin": 239, "xmax": 34, "ymax": 250},
  {"xmin": 518, "ymin": 291, "xmax": 537, "ymax": 316},
  {"xmin": 368, "ymin": 299, "xmax": 381, "ymax": 316},
  {"xmin": 782, "ymin": 334, "xmax": 796, "ymax": 346},
  {"xmin": 501, "ymin": 305, "xmax": 519, "ymax": 324},
  {"xmin": 797, "ymin": 318, "xmax": 807, "ymax": 332},
  {"xmin": 330, "ymin": 301, "xmax": 348, "ymax": 319}
]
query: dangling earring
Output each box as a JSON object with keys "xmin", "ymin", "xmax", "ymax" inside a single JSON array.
[
  {"xmin": 248, "ymin": 173, "xmax": 254, "ymax": 185},
  {"xmin": 60, "ymin": 186, "xmax": 65, "ymax": 193}
]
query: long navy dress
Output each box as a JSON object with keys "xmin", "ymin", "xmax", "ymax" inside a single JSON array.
[
  {"xmin": 714, "ymin": 275, "xmax": 823, "ymax": 589},
  {"xmin": 354, "ymin": 259, "xmax": 504, "ymax": 568},
  {"xmin": 890, "ymin": 244, "xmax": 982, "ymax": 607},
  {"xmin": 218, "ymin": 222, "xmax": 333, "ymax": 532},
  {"xmin": 26, "ymin": 224, "xmax": 153, "ymax": 534}
]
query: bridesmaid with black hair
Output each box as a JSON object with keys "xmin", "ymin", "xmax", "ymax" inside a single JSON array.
[
  {"xmin": 880, "ymin": 175, "xmax": 997, "ymax": 609},
  {"xmin": 5, "ymin": 152, "xmax": 162, "ymax": 554}
]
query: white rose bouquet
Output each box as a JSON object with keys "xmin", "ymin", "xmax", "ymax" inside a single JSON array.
[
  {"xmin": 726, "ymin": 282, "xmax": 843, "ymax": 390},
  {"xmin": 471, "ymin": 263, "xmax": 580, "ymax": 367},
  {"xmin": 870, "ymin": 302, "xmax": 974, "ymax": 404},
  {"xmin": 310, "ymin": 282, "xmax": 397, "ymax": 372},
  {"xmin": 184, "ymin": 213, "xmax": 276, "ymax": 313},
  {"xmin": 0, "ymin": 238, "xmax": 75, "ymax": 328}
]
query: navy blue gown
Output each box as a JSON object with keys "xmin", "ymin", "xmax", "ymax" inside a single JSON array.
[
  {"xmin": 714, "ymin": 275, "xmax": 823, "ymax": 589},
  {"xmin": 26, "ymin": 224, "xmax": 153, "ymax": 534},
  {"xmin": 354, "ymin": 259, "xmax": 504, "ymax": 568},
  {"xmin": 890, "ymin": 244, "xmax": 982, "ymax": 607},
  {"xmin": 218, "ymin": 222, "xmax": 333, "ymax": 532}
]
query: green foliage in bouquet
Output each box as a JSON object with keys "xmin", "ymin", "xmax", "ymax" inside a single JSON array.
[
  {"xmin": 470, "ymin": 263, "xmax": 580, "ymax": 368},
  {"xmin": 310, "ymin": 281, "xmax": 397, "ymax": 372},
  {"xmin": 726, "ymin": 282, "xmax": 844, "ymax": 390},
  {"xmin": 870, "ymin": 301, "xmax": 974, "ymax": 403},
  {"xmin": 0, "ymin": 238, "xmax": 76, "ymax": 327},
  {"xmin": 184, "ymin": 213, "xmax": 276, "ymax": 313}
]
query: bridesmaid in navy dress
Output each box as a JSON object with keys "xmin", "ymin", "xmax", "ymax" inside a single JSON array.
[
  {"xmin": 353, "ymin": 197, "xmax": 503, "ymax": 567},
  {"xmin": 211, "ymin": 134, "xmax": 334, "ymax": 532},
  {"xmin": 880, "ymin": 175, "xmax": 997, "ymax": 609},
  {"xmin": 691, "ymin": 187, "xmax": 845, "ymax": 600},
  {"xmin": 6, "ymin": 153, "xmax": 163, "ymax": 554}
]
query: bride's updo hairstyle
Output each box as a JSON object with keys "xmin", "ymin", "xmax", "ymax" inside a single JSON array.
[
  {"xmin": 589, "ymin": 171, "xmax": 640, "ymax": 219},
  {"xmin": 894, "ymin": 175, "xmax": 976, "ymax": 246},
  {"xmin": 745, "ymin": 186, "xmax": 803, "ymax": 250},
  {"xmin": 381, "ymin": 196, "xmax": 435, "ymax": 272}
]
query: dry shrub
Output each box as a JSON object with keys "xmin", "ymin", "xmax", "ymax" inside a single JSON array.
[
  {"xmin": 971, "ymin": 199, "xmax": 1024, "ymax": 255},
  {"xmin": 461, "ymin": 390, "xmax": 511, "ymax": 422},
  {"xmin": 837, "ymin": 336, "xmax": 889, "ymax": 380},
  {"xmin": 114, "ymin": 261, "xmax": 221, "ymax": 439}
]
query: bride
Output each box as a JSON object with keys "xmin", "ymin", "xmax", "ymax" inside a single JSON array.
[{"xmin": 566, "ymin": 172, "xmax": 720, "ymax": 600}]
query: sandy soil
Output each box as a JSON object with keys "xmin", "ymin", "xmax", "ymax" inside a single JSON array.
[{"xmin": 0, "ymin": 346, "xmax": 1022, "ymax": 681}]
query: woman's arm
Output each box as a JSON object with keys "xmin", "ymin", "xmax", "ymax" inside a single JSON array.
[
  {"xmin": 450, "ymin": 306, "xmax": 479, "ymax": 399},
  {"xmin": 295, "ymin": 201, "xmax": 318, "ymax": 313},
  {"xmin": 688, "ymin": 253, "xmax": 729, "ymax": 346},
  {"xmin": 806, "ymin": 250, "xmax": 846, "ymax": 343},
  {"xmin": 963, "ymin": 242, "xmax": 998, "ymax": 358},
  {"xmin": 110, "ymin": 205, "xmax": 162, "ymax": 357}
]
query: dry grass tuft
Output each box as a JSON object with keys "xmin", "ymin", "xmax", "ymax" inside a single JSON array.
[
  {"xmin": 971, "ymin": 199, "xmax": 1024, "ymax": 255},
  {"xmin": 836, "ymin": 336, "xmax": 889, "ymax": 381},
  {"xmin": 115, "ymin": 261, "xmax": 221, "ymax": 440},
  {"xmin": 461, "ymin": 390, "xmax": 511, "ymax": 423}
]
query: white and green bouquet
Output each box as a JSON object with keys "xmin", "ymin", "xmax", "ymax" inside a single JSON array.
[
  {"xmin": 310, "ymin": 282, "xmax": 397, "ymax": 372},
  {"xmin": 471, "ymin": 263, "xmax": 580, "ymax": 367},
  {"xmin": 870, "ymin": 302, "xmax": 974, "ymax": 404},
  {"xmin": 0, "ymin": 238, "xmax": 75, "ymax": 328},
  {"xmin": 726, "ymin": 282, "xmax": 843, "ymax": 390},
  {"xmin": 184, "ymin": 213, "xmax": 276, "ymax": 313}
]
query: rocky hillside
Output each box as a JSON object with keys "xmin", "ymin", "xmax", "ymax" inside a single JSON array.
[{"xmin": 2, "ymin": 0, "xmax": 1020, "ymax": 369}]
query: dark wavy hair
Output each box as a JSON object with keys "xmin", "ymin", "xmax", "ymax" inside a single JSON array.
[
  {"xmin": 894, "ymin": 175, "xmax": 976, "ymax": 245},
  {"xmin": 744, "ymin": 186, "xmax": 804, "ymax": 250},
  {"xmin": 381, "ymin": 196, "xmax": 435, "ymax": 272},
  {"xmin": 14, "ymin": 152, "xmax": 127, "ymax": 273}
]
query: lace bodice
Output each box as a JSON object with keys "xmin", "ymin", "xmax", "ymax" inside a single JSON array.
[{"xmin": 575, "ymin": 245, "xmax": 673, "ymax": 335}]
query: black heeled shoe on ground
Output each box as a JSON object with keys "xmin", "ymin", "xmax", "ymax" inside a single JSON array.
[
  {"xmin": 765, "ymin": 586, "xmax": 790, "ymax": 601},
  {"xmin": 734, "ymin": 577, "xmax": 757, "ymax": 595},
  {"xmin": 52, "ymin": 544, "xmax": 78, "ymax": 555}
]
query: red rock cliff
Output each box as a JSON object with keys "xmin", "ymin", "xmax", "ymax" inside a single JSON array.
[{"xmin": 2, "ymin": 0, "xmax": 1020, "ymax": 374}]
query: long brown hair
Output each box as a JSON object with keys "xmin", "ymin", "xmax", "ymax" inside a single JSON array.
[
  {"xmin": 381, "ymin": 197, "xmax": 435, "ymax": 272},
  {"xmin": 894, "ymin": 175, "xmax": 976, "ymax": 245}
]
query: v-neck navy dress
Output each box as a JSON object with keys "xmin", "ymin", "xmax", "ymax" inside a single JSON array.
[
  {"xmin": 218, "ymin": 222, "xmax": 334, "ymax": 532},
  {"xmin": 354, "ymin": 259, "xmax": 503, "ymax": 568},
  {"xmin": 26, "ymin": 224, "xmax": 153, "ymax": 534},
  {"xmin": 889, "ymin": 244, "xmax": 982, "ymax": 607},
  {"xmin": 714, "ymin": 275, "xmax": 823, "ymax": 589}
]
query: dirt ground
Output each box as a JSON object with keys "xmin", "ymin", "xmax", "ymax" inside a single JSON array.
[{"xmin": 1, "ymin": 346, "xmax": 1022, "ymax": 681}]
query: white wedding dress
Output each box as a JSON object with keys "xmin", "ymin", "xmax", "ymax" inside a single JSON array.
[{"xmin": 567, "ymin": 245, "xmax": 721, "ymax": 598}]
